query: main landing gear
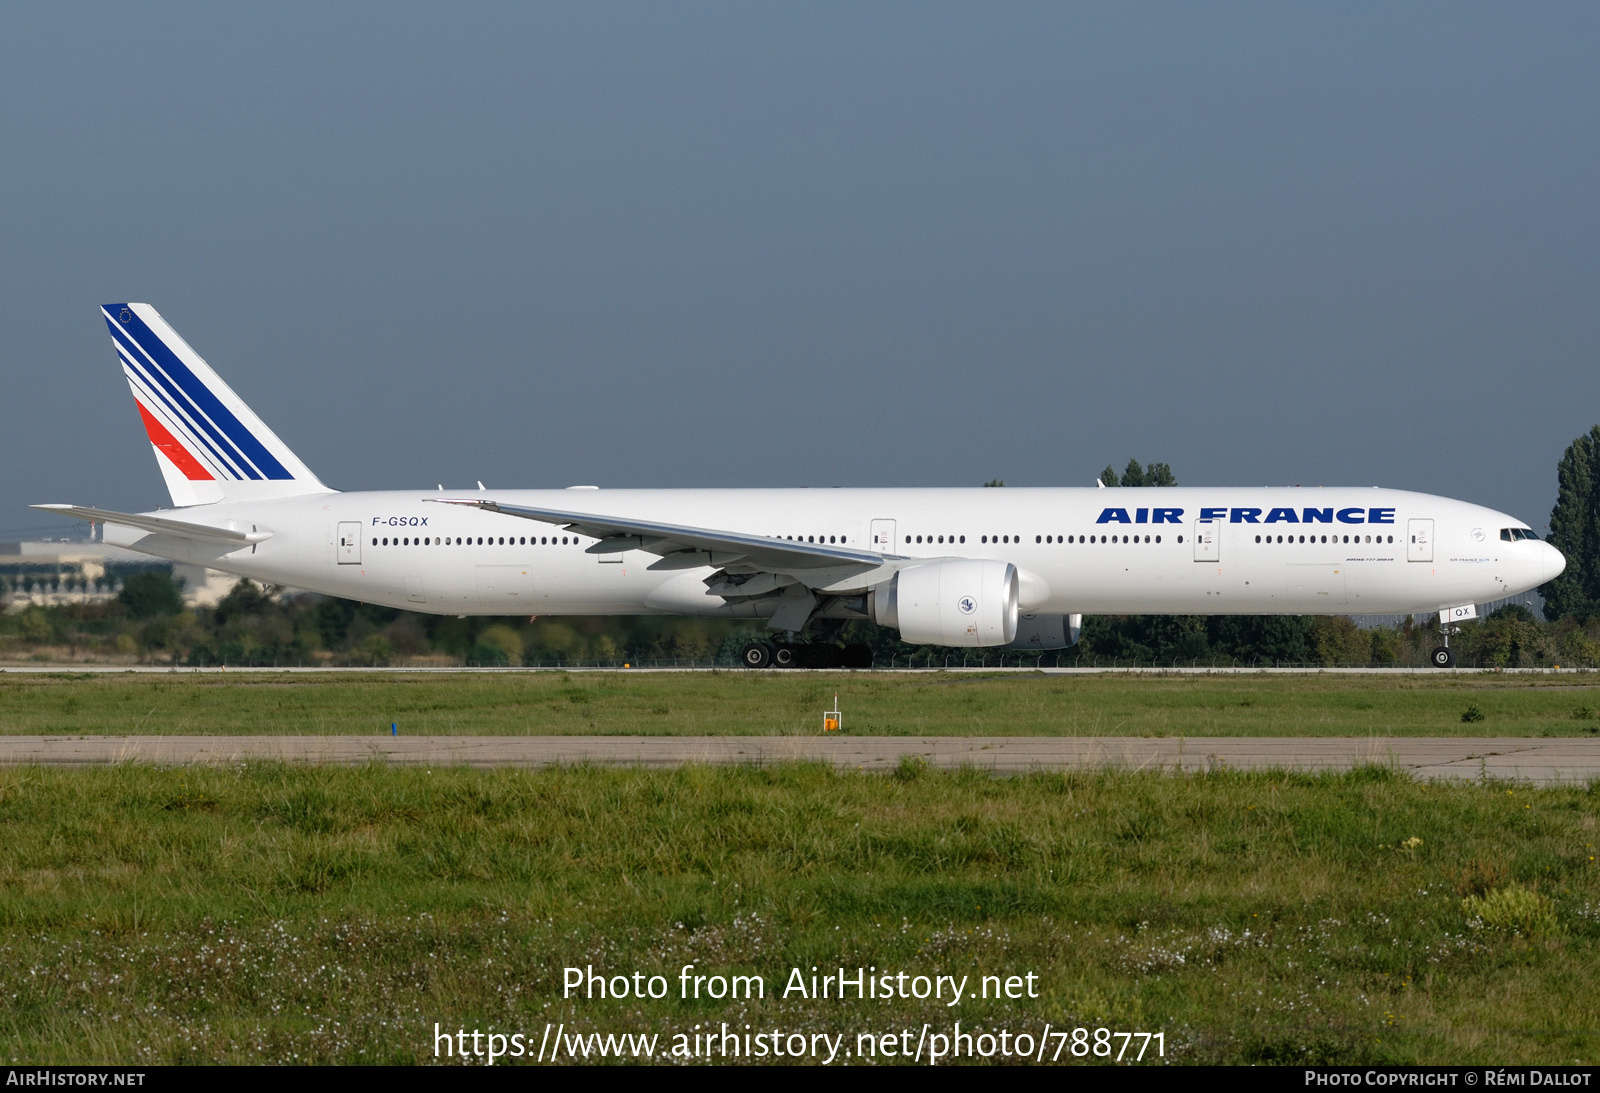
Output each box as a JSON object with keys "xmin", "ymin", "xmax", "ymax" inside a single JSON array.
[{"xmin": 740, "ymin": 641, "xmax": 874, "ymax": 669}]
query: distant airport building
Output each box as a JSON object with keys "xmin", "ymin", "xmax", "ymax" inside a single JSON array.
[{"xmin": 0, "ymin": 537, "xmax": 239, "ymax": 610}]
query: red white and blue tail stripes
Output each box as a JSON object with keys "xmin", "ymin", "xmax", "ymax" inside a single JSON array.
[{"xmin": 103, "ymin": 304, "xmax": 326, "ymax": 504}]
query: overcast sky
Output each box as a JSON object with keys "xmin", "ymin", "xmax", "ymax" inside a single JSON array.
[{"xmin": 4, "ymin": 3, "xmax": 1596, "ymax": 539}]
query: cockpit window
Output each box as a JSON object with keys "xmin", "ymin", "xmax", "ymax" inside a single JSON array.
[{"xmin": 1501, "ymin": 527, "xmax": 1540, "ymax": 541}]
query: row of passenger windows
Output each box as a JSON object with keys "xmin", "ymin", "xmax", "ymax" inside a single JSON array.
[
  {"xmin": 905, "ymin": 534, "xmax": 1175, "ymax": 545},
  {"xmin": 897, "ymin": 532, "xmax": 1396, "ymax": 546},
  {"xmin": 1256, "ymin": 534, "xmax": 1393, "ymax": 544},
  {"xmin": 373, "ymin": 536, "xmax": 580, "ymax": 547}
]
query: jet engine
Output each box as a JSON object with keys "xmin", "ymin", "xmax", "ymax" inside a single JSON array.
[{"xmin": 870, "ymin": 560, "xmax": 1019, "ymax": 647}]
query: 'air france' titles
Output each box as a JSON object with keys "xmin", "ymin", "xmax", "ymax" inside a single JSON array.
[{"xmin": 1096, "ymin": 506, "xmax": 1397, "ymax": 525}]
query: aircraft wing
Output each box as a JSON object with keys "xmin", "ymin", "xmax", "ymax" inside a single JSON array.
[
  {"xmin": 31, "ymin": 504, "xmax": 270, "ymax": 545},
  {"xmin": 429, "ymin": 497, "xmax": 900, "ymax": 574}
]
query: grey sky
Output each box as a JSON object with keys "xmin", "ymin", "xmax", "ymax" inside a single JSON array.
[{"xmin": 4, "ymin": 3, "xmax": 1596, "ymax": 539}]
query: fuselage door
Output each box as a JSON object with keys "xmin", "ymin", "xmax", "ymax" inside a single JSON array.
[
  {"xmin": 1408, "ymin": 519, "xmax": 1434, "ymax": 563},
  {"xmin": 337, "ymin": 521, "xmax": 362, "ymax": 564},
  {"xmin": 870, "ymin": 519, "xmax": 897, "ymax": 553},
  {"xmin": 1193, "ymin": 520, "xmax": 1219, "ymax": 562}
]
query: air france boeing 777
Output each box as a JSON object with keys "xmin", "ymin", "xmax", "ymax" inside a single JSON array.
[{"xmin": 36, "ymin": 304, "xmax": 1564, "ymax": 668}]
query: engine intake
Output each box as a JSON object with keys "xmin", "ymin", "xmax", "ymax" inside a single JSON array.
[{"xmin": 871, "ymin": 560, "xmax": 1019, "ymax": 647}]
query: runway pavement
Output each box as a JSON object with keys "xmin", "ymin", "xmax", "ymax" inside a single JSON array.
[{"xmin": 1, "ymin": 735, "xmax": 1596, "ymax": 785}]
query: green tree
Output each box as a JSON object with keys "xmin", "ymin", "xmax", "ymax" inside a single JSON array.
[
  {"xmin": 19, "ymin": 607, "xmax": 56, "ymax": 644},
  {"xmin": 1207, "ymin": 615, "xmax": 1317, "ymax": 665},
  {"xmin": 1101, "ymin": 461, "xmax": 1177, "ymax": 487},
  {"xmin": 358, "ymin": 633, "xmax": 395, "ymax": 667},
  {"xmin": 1544, "ymin": 425, "xmax": 1600, "ymax": 622},
  {"xmin": 213, "ymin": 579, "xmax": 273, "ymax": 624},
  {"xmin": 1081, "ymin": 614, "xmax": 1209, "ymax": 664},
  {"xmin": 476, "ymin": 624, "xmax": 524, "ymax": 665},
  {"xmin": 117, "ymin": 571, "xmax": 184, "ymax": 619},
  {"xmin": 1467, "ymin": 604, "xmax": 1547, "ymax": 668},
  {"xmin": 1311, "ymin": 616, "xmax": 1371, "ymax": 667}
]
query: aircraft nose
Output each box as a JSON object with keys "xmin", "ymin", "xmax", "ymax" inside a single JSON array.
[{"xmin": 1542, "ymin": 542, "xmax": 1566, "ymax": 583}]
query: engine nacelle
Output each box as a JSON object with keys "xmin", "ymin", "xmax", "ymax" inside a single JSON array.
[
  {"xmin": 871, "ymin": 560, "xmax": 1019, "ymax": 647},
  {"xmin": 1004, "ymin": 613, "xmax": 1082, "ymax": 651}
]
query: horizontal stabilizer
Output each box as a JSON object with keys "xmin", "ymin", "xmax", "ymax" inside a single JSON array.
[{"xmin": 32, "ymin": 504, "xmax": 270, "ymax": 545}]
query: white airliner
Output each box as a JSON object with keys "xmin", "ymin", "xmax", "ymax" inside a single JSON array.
[{"xmin": 36, "ymin": 304, "xmax": 1564, "ymax": 669}]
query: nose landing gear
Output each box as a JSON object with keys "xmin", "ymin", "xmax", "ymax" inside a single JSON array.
[{"xmin": 1431, "ymin": 613, "xmax": 1466, "ymax": 669}]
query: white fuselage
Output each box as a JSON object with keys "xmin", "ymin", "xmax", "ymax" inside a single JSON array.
[{"xmin": 103, "ymin": 485, "xmax": 1561, "ymax": 620}]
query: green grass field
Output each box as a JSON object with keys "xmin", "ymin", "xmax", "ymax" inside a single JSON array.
[
  {"xmin": 3, "ymin": 669, "xmax": 1600, "ymax": 737},
  {"xmin": 0, "ymin": 761, "xmax": 1595, "ymax": 1064},
  {"xmin": 2, "ymin": 671, "xmax": 1597, "ymax": 1065}
]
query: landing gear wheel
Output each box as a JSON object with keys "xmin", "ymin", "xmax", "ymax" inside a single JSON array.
[
  {"xmin": 741, "ymin": 642, "xmax": 773, "ymax": 669},
  {"xmin": 1430, "ymin": 646, "xmax": 1455, "ymax": 669},
  {"xmin": 772, "ymin": 644, "xmax": 799, "ymax": 668}
]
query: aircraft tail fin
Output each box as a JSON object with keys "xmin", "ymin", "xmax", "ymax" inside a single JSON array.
[{"xmin": 102, "ymin": 303, "xmax": 331, "ymax": 507}]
